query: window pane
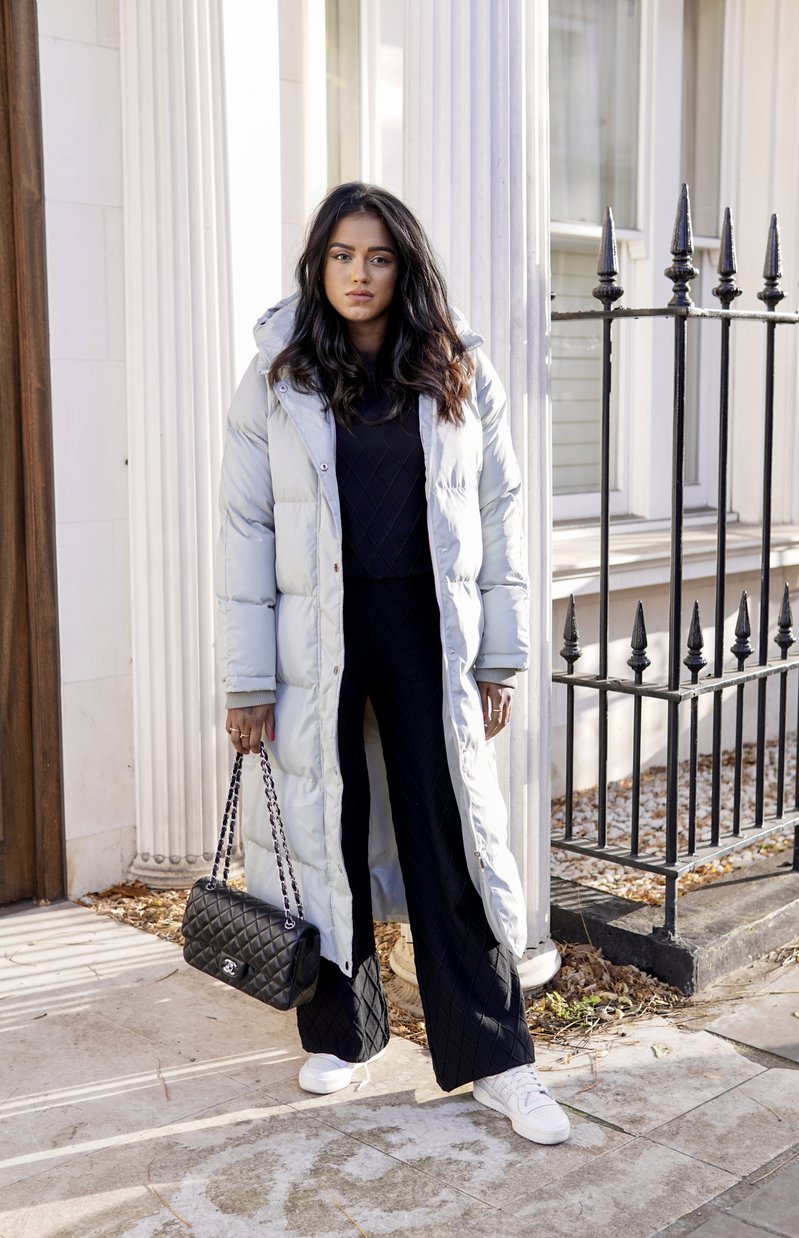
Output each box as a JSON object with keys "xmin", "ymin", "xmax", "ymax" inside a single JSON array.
[
  {"xmin": 550, "ymin": 0, "xmax": 641, "ymax": 229},
  {"xmin": 684, "ymin": 252, "xmax": 719, "ymax": 490},
  {"xmin": 681, "ymin": 0, "xmax": 725, "ymax": 237},
  {"xmin": 551, "ymin": 248, "xmax": 618, "ymax": 495}
]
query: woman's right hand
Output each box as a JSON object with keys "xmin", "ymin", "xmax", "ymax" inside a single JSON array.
[{"xmin": 226, "ymin": 705, "xmax": 275, "ymax": 755}]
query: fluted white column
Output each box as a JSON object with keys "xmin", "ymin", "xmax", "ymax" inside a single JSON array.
[
  {"xmin": 121, "ymin": 0, "xmax": 234, "ymax": 885},
  {"xmin": 402, "ymin": 0, "xmax": 558, "ymax": 986}
]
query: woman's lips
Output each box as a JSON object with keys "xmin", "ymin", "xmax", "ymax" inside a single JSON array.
[{"xmin": 346, "ymin": 291, "xmax": 373, "ymax": 299}]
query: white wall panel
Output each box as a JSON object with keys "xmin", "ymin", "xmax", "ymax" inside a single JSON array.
[{"xmin": 38, "ymin": 0, "xmax": 133, "ymax": 883}]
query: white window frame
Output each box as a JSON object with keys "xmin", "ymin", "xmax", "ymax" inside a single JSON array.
[
  {"xmin": 551, "ymin": 0, "xmax": 725, "ymax": 526},
  {"xmin": 550, "ymin": 227, "xmax": 638, "ymax": 523}
]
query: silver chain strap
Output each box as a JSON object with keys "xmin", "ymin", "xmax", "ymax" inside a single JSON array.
[{"xmin": 207, "ymin": 744, "xmax": 304, "ymax": 930}]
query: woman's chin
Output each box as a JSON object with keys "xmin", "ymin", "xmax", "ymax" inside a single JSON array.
[{"xmin": 341, "ymin": 302, "xmax": 377, "ymax": 316}]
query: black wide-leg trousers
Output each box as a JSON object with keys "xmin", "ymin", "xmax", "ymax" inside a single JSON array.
[{"xmin": 296, "ymin": 572, "xmax": 535, "ymax": 1092}]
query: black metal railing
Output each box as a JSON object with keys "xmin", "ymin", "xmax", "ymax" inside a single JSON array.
[{"xmin": 551, "ymin": 184, "xmax": 799, "ymax": 938}]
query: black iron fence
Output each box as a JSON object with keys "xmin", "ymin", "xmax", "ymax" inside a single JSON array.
[{"xmin": 551, "ymin": 184, "xmax": 799, "ymax": 938}]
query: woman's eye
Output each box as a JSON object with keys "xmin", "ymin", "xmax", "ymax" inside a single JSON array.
[{"xmin": 330, "ymin": 251, "xmax": 350, "ymax": 261}]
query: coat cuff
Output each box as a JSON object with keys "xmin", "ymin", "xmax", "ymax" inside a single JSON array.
[
  {"xmin": 473, "ymin": 667, "xmax": 518, "ymax": 689},
  {"xmin": 226, "ymin": 690, "xmax": 276, "ymax": 708}
]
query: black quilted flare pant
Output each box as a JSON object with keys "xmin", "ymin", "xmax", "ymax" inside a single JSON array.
[{"xmin": 296, "ymin": 571, "xmax": 535, "ymax": 1093}]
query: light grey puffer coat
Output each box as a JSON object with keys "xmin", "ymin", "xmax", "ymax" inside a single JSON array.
[{"xmin": 216, "ymin": 295, "xmax": 530, "ymax": 977}]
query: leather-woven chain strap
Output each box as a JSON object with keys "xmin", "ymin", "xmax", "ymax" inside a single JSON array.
[
  {"xmin": 207, "ymin": 745, "xmax": 305, "ymax": 930},
  {"xmin": 257, "ymin": 742, "xmax": 305, "ymax": 928},
  {"xmin": 208, "ymin": 754, "xmax": 243, "ymax": 889}
]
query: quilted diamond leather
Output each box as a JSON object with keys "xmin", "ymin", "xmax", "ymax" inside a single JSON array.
[{"xmin": 182, "ymin": 879, "xmax": 320, "ymax": 1011}]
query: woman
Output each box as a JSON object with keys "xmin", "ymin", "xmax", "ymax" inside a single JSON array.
[{"xmin": 216, "ymin": 182, "xmax": 569, "ymax": 1145}]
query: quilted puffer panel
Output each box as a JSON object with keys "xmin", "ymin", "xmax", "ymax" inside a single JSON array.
[{"xmin": 182, "ymin": 880, "xmax": 320, "ymax": 1011}]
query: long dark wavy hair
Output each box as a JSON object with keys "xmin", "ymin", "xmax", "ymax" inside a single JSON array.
[{"xmin": 268, "ymin": 182, "xmax": 475, "ymax": 426}]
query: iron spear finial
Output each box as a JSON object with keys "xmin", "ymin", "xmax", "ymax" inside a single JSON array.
[
  {"xmin": 758, "ymin": 214, "xmax": 786, "ymax": 311},
  {"xmin": 730, "ymin": 591, "xmax": 753, "ymax": 666},
  {"xmin": 593, "ymin": 207, "xmax": 624, "ymax": 306},
  {"xmin": 712, "ymin": 207, "xmax": 742, "ymax": 307},
  {"xmin": 775, "ymin": 583, "xmax": 795, "ymax": 655},
  {"xmin": 627, "ymin": 601, "xmax": 651, "ymax": 678},
  {"xmin": 560, "ymin": 595, "xmax": 582, "ymax": 669},
  {"xmin": 684, "ymin": 600, "xmax": 707, "ymax": 680},
  {"xmin": 665, "ymin": 183, "xmax": 699, "ymax": 308}
]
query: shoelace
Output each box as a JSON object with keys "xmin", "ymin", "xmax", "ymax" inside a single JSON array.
[
  {"xmin": 353, "ymin": 1060, "xmax": 372, "ymax": 1093},
  {"xmin": 491, "ymin": 1064, "xmax": 555, "ymax": 1108}
]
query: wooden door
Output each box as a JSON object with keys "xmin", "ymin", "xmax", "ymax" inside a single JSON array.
[{"xmin": 0, "ymin": 0, "xmax": 65, "ymax": 905}]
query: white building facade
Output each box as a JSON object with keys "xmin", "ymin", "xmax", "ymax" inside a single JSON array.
[{"xmin": 4, "ymin": 0, "xmax": 798, "ymax": 981}]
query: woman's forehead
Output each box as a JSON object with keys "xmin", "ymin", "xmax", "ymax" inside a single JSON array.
[{"xmin": 328, "ymin": 211, "xmax": 394, "ymax": 249}]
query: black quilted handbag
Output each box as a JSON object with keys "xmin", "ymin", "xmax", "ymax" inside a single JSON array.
[{"xmin": 181, "ymin": 743, "xmax": 320, "ymax": 1010}]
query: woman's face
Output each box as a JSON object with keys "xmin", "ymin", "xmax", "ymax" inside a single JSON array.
[{"xmin": 322, "ymin": 211, "xmax": 400, "ymax": 341}]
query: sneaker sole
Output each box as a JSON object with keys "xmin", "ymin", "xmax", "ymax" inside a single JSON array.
[
  {"xmin": 473, "ymin": 1084, "xmax": 571, "ymax": 1145},
  {"xmin": 298, "ymin": 1047, "xmax": 388, "ymax": 1095},
  {"xmin": 298, "ymin": 1071, "xmax": 354, "ymax": 1095}
]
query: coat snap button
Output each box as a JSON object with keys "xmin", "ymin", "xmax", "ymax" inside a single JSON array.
[
  {"xmin": 334, "ymin": 563, "xmax": 340, "ymax": 572},
  {"xmin": 320, "ymin": 462, "xmax": 329, "ymax": 472},
  {"xmin": 333, "ymin": 665, "xmax": 340, "ymax": 674},
  {"xmin": 277, "ymin": 382, "xmax": 288, "ymax": 393}
]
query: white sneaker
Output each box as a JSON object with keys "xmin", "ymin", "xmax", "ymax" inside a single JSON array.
[
  {"xmin": 298, "ymin": 1047, "xmax": 387, "ymax": 1095},
  {"xmin": 473, "ymin": 1062, "xmax": 571, "ymax": 1144}
]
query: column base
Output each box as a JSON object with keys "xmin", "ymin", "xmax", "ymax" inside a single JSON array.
[
  {"xmin": 386, "ymin": 925, "xmax": 425, "ymax": 1018},
  {"xmin": 128, "ymin": 850, "xmax": 243, "ymax": 890},
  {"xmin": 517, "ymin": 939, "xmax": 562, "ymax": 992},
  {"xmin": 386, "ymin": 927, "xmax": 562, "ymax": 1014}
]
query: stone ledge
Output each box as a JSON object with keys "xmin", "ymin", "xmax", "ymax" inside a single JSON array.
[{"xmin": 550, "ymin": 850, "xmax": 799, "ymax": 994}]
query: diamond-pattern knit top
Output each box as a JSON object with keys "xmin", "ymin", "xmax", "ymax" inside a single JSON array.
[{"xmin": 335, "ymin": 354, "xmax": 433, "ymax": 579}]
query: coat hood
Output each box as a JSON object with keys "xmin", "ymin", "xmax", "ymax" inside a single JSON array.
[{"xmin": 253, "ymin": 291, "xmax": 484, "ymax": 372}]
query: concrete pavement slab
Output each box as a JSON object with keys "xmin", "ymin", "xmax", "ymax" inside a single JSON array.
[
  {"xmin": 511, "ymin": 1138, "xmax": 737, "ymax": 1237},
  {"xmin": 276, "ymin": 1081, "xmax": 632, "ymax": 1207},
  {"xmin": 94, "ymin": 962, "xmax": 304, "ymax": 1078},
  {"xmin": 0, "ymin": 903, "xmax": 183, "ymax": 1032},
  {"xmin": 648, "ymin": 1067, "xmax": 799, "ymax": 1176},
  {"xmin": 728, "ymin": 1160, "xmax": 799, "ymax": 1236},
  {"xmin": 678, "ymin": 1216, "xmax": 771, "ymax": 1236},
  {"xmin": 754, "ymin": 960, "xmax": 799, "ymax": 995},
  {"xmin": 530, "ymin": 1017, "xmax": 764, "ymax": 1134},
  {"xmin": 700, "ymin": 990, "xmax": 799, "ymax": 1064},
  {"xmin": 0, "ymin": 1092, "xmax": 538, "ymax": 1237},
  {"xmin": 0, "ymin": 1006, "xmax": 252, "ymax": 1189},
  {"xmin": 657, "ymin": 1143, "xmax": 799, "ymax": 1236},
  {"xmin": 677, "ymin": 957, "xmax": 799, "ymax": 1064}
]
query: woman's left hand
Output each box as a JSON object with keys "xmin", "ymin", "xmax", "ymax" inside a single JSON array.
[{"xmin": 478, "ymin": 682, "xmax": 513, "ymax": 740}]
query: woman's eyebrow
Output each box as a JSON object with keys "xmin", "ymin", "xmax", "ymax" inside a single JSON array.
[{"xmin": 327, "ymin": 242, "xmax": 396, "ymax": 254}]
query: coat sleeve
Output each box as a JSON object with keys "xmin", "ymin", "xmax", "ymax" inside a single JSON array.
[
  {"xmin": 473, "ymin": 348, "xmax": 530, "ymax": 674},
  {"xmin": 215, "ymin": 355, "xmax": 278, "ymax": 696}
]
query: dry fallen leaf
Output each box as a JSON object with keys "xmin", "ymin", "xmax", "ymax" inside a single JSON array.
[{"xmin": 652, "ymin": 1043, "xmax": 672, "ymax": 1058}]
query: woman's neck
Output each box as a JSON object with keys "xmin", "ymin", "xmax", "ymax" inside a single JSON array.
[{"xmin": 346, "ymin": 318, "xmax": 388, "ymax": 356}]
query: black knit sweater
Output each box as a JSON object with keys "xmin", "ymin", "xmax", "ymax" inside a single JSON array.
[{"xmin": 335, "ymin": 354, "xmax": 432, "ymax": 579}]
